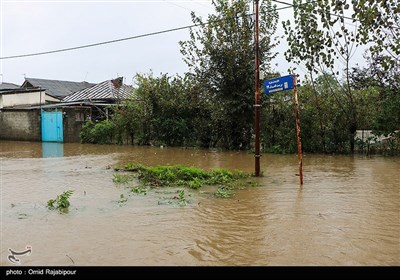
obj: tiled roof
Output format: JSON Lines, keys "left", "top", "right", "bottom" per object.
{"left": 22, "top": 78, "right": 95, "bottom": 99}
{"left": 0, "top": 82, "right": 19, "bottom": 90}
{"left": 63, "top": 77, "right": 132, "bottom": 103}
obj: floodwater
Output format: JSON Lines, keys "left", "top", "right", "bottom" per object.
{"left": 0, "top": 141, "right": 399, "bottom": 266}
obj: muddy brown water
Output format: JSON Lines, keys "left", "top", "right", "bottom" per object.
{"left": 1, "top": 141, "right": 399, "bottom": 266}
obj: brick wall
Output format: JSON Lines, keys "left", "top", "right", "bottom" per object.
{"left": 0, "top": 109, "right": 41, "bottom": 141}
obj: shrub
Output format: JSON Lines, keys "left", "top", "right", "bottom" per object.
{"left": 80, "top": 120, "right": 116, "bottom": 144}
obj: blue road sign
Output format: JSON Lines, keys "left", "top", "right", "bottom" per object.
{"left": 264, "top": 74, "right": 294, "bottom": 95}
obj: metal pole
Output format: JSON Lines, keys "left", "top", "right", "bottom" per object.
{"left": 254, "top": 0, "right": 261, "bottom": 177}
{"left": 293, "top": 74, "right": 303, "bottom": 186}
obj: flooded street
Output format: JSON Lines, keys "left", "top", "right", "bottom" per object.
{"left": 1, "top": 141, "right": 399, "bottom": 266}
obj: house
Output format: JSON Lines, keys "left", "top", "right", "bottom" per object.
{"left": 0, "top": 88, "right": 56, "bottom": 109}
{"left": 62, "top": 77, "right": 133, "bottom": 121}
{"left": 0, "top": 77, "right": 133, "bottom": 143}
{"left": 63, "top": 77, "right": 132, "bottom": 103}
{"left": 0, "top": 82, "right": 19, "bottom": 90}
{"left": 0, "top": 77, "right": 94, "bottom": 142}
{"left": 0, "top": 78, "right": 95, "bottom": 109}
{"left": 21, "top": 77, "right": 95, "bottom": 101}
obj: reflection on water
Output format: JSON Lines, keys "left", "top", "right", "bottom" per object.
{"left": 0, "top": 140, "right": 399, "bottom": 266}
{"left": 42, "top": 142, "right": 64, "bottom": 158}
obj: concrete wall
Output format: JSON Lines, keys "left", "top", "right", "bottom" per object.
{"left": 355, "top": 130, "right": 392, "bottom": 143}
{"left": 0, "top": 90, "right": 59, "bottom": 108}
{"left": 0, "top": 107, "right": 91, "bottom": 143}
{"left": 63, "top": 107, "right": 91, "bottom": 143}
{"left": 0, "top": 109, "right": 41, "bottom": 141}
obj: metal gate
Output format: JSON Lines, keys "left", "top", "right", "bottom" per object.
{"left": 41, "top": 110, "right": 63, "bottom": 142}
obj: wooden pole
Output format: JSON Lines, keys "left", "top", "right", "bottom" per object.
{"left": 254, "top": 0, "right": 261, "bottom": 177}
{"left": 293, "top": 74, "right": 303, "bottom": 186}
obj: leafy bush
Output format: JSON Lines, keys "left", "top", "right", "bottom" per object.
{"left": 116, "top": 163, "right": 251, "bottom": 189}
{"left": 47, "top": 190, "right": 74, "bottom": 213}
{"left": 80, "top": 120, "right": 116, "bottom": 144}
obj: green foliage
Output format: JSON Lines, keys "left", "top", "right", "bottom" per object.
{"left": 261, "top": 89, "right": 297, "bottom": 154}
{"left": 75, "top": 1, "right": 398, "bottom": 156}
{"left": 112, "top": 73, "right": 197, "bottom": 147}
{"left": 117, "top": 163, "right": 252, "bottom": 189}
{"left": 139, "top": 165, "right": 207, "bottom": 187}
{"left": 352, "top": 0, "right": 399, "bottom": 70}
{"left": 260, "top": 73, "right": 398, "bottom": 155}
{"left": 176, "top": 189, "right": 188, "bottom": 206}
{"left": 283, "top": 0, "right": 399, "bottom": 73}
{"left": 179, "top": 0, "right": 278, "bottom": 149}
{"left": 80, "top": 120, "right": 95, "bottom": 143}
{"left": 80, "top": 120, "right": 116, "bottom": 144}
{"left": 47, "top": 190, "right": 74, "bottom": 212}
{"left": 112, "top": 174, "right": 133, "bottom": 184}
{"left": 118, "top": 194, "right": 128, "bottom": 206}
{"left": 131, "top": 186, "right": 147, "bottom": 195}
{"left": 282, "top": 0, "right": 399, "bottom": 154}
{"left": 208, "top": 168, "right": 246, "bottom": 184}
{"left": 214, "top": 186, "right": 234, "bottom": 198}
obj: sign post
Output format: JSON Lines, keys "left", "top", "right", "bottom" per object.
{"left": 292, "top": 74, "right": 303, "bottom": 186}
{"left": 264, "top": 75, "right": 294, "bottom": 95}
{"left": 263, "top": 74, "right": 304, "bottom": 187}
{"left": 254, "top": 0, "right": 261, "bottom": 177}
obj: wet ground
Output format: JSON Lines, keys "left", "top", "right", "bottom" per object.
{"left": 1, "top": 141, "right": 399, "bottom": 265}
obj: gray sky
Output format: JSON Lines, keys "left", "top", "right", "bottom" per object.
{"left": 1, "top": 0, "right": 215, "bottom": 85}
{"left": 0, "top": 0, "right": 364, "bottom": 86}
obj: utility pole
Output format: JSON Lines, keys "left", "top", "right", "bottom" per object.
{"left": 254, "top": 0, "right": 261, "bottom": 177}
{"left": 293, "top": 74, "right": 303, "bottom": 186}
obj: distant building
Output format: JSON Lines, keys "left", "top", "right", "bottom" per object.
{"left": 21, "top": 77, "right": 95, "bottom": 101}
{"left": 0, "top": 88, "right": 57, "bottom": 109}
{"left": 355, "top": 130, "right": 392, "bottom": 143}
{"left": 0, "top": 77, "right": 133, "bottom": 143}
{"left": 0, "top": 82, "right": 19, "bottom": 90}
{"left": 62, "top": 77, "right": 133, "bottom": 121}
{"left": 63, "top": 77, "right": 132, "bottom": 104}
{"left": 0, "top": 78, "right": 95, "bottom": 109}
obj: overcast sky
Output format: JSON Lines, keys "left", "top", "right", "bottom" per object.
{"left": 1, "top": 0, "right": 362, "bottom": 86}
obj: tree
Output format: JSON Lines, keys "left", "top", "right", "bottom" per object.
{"left": 113, "top": 73, "right": 198, "bottom": 146}
{"left": 351, "top": 54, "right": 400, "bottom": 136}
{"left": 282, "top": 0, "right": 399, "bottom": 153}
{"left": 180, "top": 0, "right": 278, "bottom": 149}
{"left": 353, "top": 0, "right": 399, "bottom": 70}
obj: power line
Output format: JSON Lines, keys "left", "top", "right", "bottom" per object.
{"left": 0, "top": 1, "right": 381, "bottom": 60}
{"left": 162, "top": 0, "right": 208, "bottom": 16}
{"left": 0, "top": 3, "right": 292, "bottom": 60}
{"left": 0, "top": 25, "right": 196, "bottom": 60}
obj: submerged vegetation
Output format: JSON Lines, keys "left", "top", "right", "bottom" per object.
{"left": 47, "top": 190, "right": 74, "bottom": 213}
{"left": 131, "top": 186, "right": 147, "bottom": 195}
{"left": 113, "top": 163, "right": 256, "bottom": 204}
{"left": 112, "top": 173, "right": 133, "bottom": 184}
{"left": 214, "top": 186, "right": 234, "bottom": 198}
{"left": 118, "top": 194, "right": 128, "bottom": 206}
{"left": 115, "top": 163, "right": 251, "bottom": 189}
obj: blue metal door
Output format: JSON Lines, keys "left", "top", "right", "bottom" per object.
{"left": 41, "top": 110, "right": 63, "bottom": 142}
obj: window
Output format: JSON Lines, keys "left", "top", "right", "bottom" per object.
{"left": 75, "top": 112, "right": 85, "bottom": 122}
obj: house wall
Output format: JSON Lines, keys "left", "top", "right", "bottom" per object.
{"left": 63, "top": 107, "right": 91, "bottom": 143}
{"left": 0, "top": 109, "right": 41, "bottom": 141}
{"left": 0, "top": 107, "right": 90, "bottom": 143}
{"left": 0, "top": 90, "right": 48, "bottom": 108}
{"left": 355, "top": 130, "right": 391, "bottom": 143}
